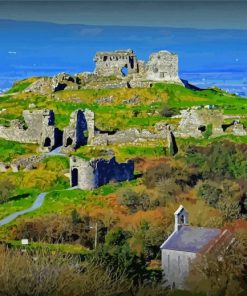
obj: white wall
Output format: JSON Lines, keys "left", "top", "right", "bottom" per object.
{"left": 161, "top": 249, "right": 196, "bottom": 289}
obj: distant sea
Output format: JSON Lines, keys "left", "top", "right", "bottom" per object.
{"left": 1, "top": 20, "right": 247, "bottom": 97}
{"left": 1, "top": 71, "right": 246, "bottom": 98}
{"left": 181, "top": 72, "right": 247, "bottom": 97}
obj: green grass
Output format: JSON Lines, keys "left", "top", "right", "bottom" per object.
{"left": 5, "top": 78, "right": 39, "bottom": 94}
{"left": 0, "top": 189, "right": 39, "bottom": 220}
{"left": 6, "top": 81, "right": 33, "bottom": 94}
{"left": 8, "top": 179, "right": 139, "bottom": 219}
{"left": 1, "top": 83, "right": 247, "bottom": 133}
{"left": 0, "top": 139, "right": 38, "bottom": 162}
{"left": 153, "top": 83, "right": 247, "bottom": 115}
{"left": 74, "top": 143, "right": 167, "bottom": 162}
{"left": 117, "top": 145, "right": 167, "bottom": 159}
{"left": 176, "top": 134, "right": 247, "bottom": 149}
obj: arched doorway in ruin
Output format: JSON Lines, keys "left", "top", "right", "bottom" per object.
{"left": 71, "top": 168, "right": 78, "bottom": 187}
{"left": 44, "top": 137, "right": 51, "bottom": 147}
{"left": 66, "top": 137, "right": 73, "bottom": 146}
{"left": 121, "top": 65, "right": 128, "bottom": 76}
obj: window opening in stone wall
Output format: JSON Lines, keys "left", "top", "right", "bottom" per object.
{"left": 44, "top": 137, "right": 51, "bottom": 147}
{"left": 66, "top": 137, "right": 73, "bottom": 146}
{"left": 71, "top": 168, "right": 78, "bottom": 187}
{"left": 121, "top": 65, "right": 128, "bottom": 76}
{"left": 178, "top": 255, "right": 181, "bottom": 273}
{"left": 129, "top": 56, "right": 134, "bottom": 69}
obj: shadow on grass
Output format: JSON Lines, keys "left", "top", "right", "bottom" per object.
{"left": 8, "top": 193, "right": 30, "bottom": 202}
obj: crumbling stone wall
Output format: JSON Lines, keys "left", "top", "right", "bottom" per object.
{"left": 70, "top": 156, "right": 134, "bottom": 190}
{"left": 63, "top": 110, "right": 88, "bottom": 149}
{"left": 0, "top": 110, "right": 61, "bottom": 151}
{"left": 175, "top": 108, "right": 224, "bottom": 138}
{"left": 93, "top": 126, "right": 169, "bottom": 146}
{"left": 94, "top": 49, "right": 182, "bottom": 84}
{"left": 63, "top": 109, "right": 95, "bottom": 150}
{"left": 0, "top": 108, "right": 95, "bottom": 152}
{"left": 84, "top": 109, "right": 95, "bottom": 144}
{"left": 94, "top": 49, "right": 139, "bottom": 77}
{"left": 0, "top": 155, "right": 45, "bottom": 172}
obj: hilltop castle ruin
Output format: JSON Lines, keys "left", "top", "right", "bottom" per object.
{"left": 94, "top": 49, "right": 181, "bottom": 83}
{"left": 25, "top": 49, "right": 182, "bottom": 94}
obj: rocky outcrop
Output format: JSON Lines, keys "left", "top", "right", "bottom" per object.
{"left": 12, "top": 155, "right": 45, "bottom": 172}
{"left": 0, "top": 155, "right": 45, "bottom": 173}
{"left": 175, "top": 108, "right": 224, "bottom": 138}
{"left": 24, "top": 78, "right": 52, "bottom": 95}
{"left": 52, "top": 72, "right": 80, "bottom": 92}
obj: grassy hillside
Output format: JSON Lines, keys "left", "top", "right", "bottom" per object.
{"left": 1, "top": 82, "right": 247, "bottom": 132}
{"left": 0, "top": 81, "right": 246, "bottom": 295}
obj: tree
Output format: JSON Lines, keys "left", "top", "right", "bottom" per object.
{"left": 0, "top": 248, "right": 133, "bottom": 296}
{"left": 198, "top": 181, "right": 222, "bottom": 207}
{"left": 105, "top": 228, "right": 131, "bottom": 247}
{"left": 71, "top": 208, "right": 80, "bottom": 225}
{"left": 0, "top": 178, "right": 14, "bottom": 204}
{"left": 117, "top": 189, "right": 141, "bottom": 213}
{"left": 186, "top": 233, "right": 247, "bottom": 296}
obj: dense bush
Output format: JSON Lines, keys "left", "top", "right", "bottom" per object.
{"left": 186, "top": 141, "right": 247, "bottom": 180}
{"left": 0, "top": 178, "right": 15, "bottom": 204}
{"left": 117, "top": 189, "right": 151, "bottom": 212}
{"left": 0, "top": 248, "right": 142, "bottom": 296}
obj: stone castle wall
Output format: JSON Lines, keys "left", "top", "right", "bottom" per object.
{"left": 94, "top": 49, "right": 139, "bottom": 77}
{"left": 93, "top": 49, "right": 182, "bottom": 85}
{"left": 70, "top": 156, "right": 134, "bottom": 190}
{"left": 93, "top": 126, "right": 169, "bottom": 146}
{"left": 0, "top": 110, "right": 55, "bottom": 145}
{"left": 0, "top": 109, "right": 95, "bottom": 152}
{"left": 146, "top": 51, "right": 180, "bottom": 83}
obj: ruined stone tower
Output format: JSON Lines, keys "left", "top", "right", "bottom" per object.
{"left": 70, "top": 156, "right": 134, "bottom": 190}
{"left": 63, "top": 109, "right": 95, "bottom": 149}
{"left": 146, "top": 51, "right": 180, "bottom": 83}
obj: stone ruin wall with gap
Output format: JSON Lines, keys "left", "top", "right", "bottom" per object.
{"left": 0, "top": 108, "right": 95, "bottom": 153}
{"left": 94, "top": 49, "right": 139, "bottom": 77}
{"left": 0, "top": 110, "right": 54, "bottom": 144}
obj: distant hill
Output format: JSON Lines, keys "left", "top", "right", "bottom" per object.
{"left": 1, "top": 20, "right": 247, "bottom": 95}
